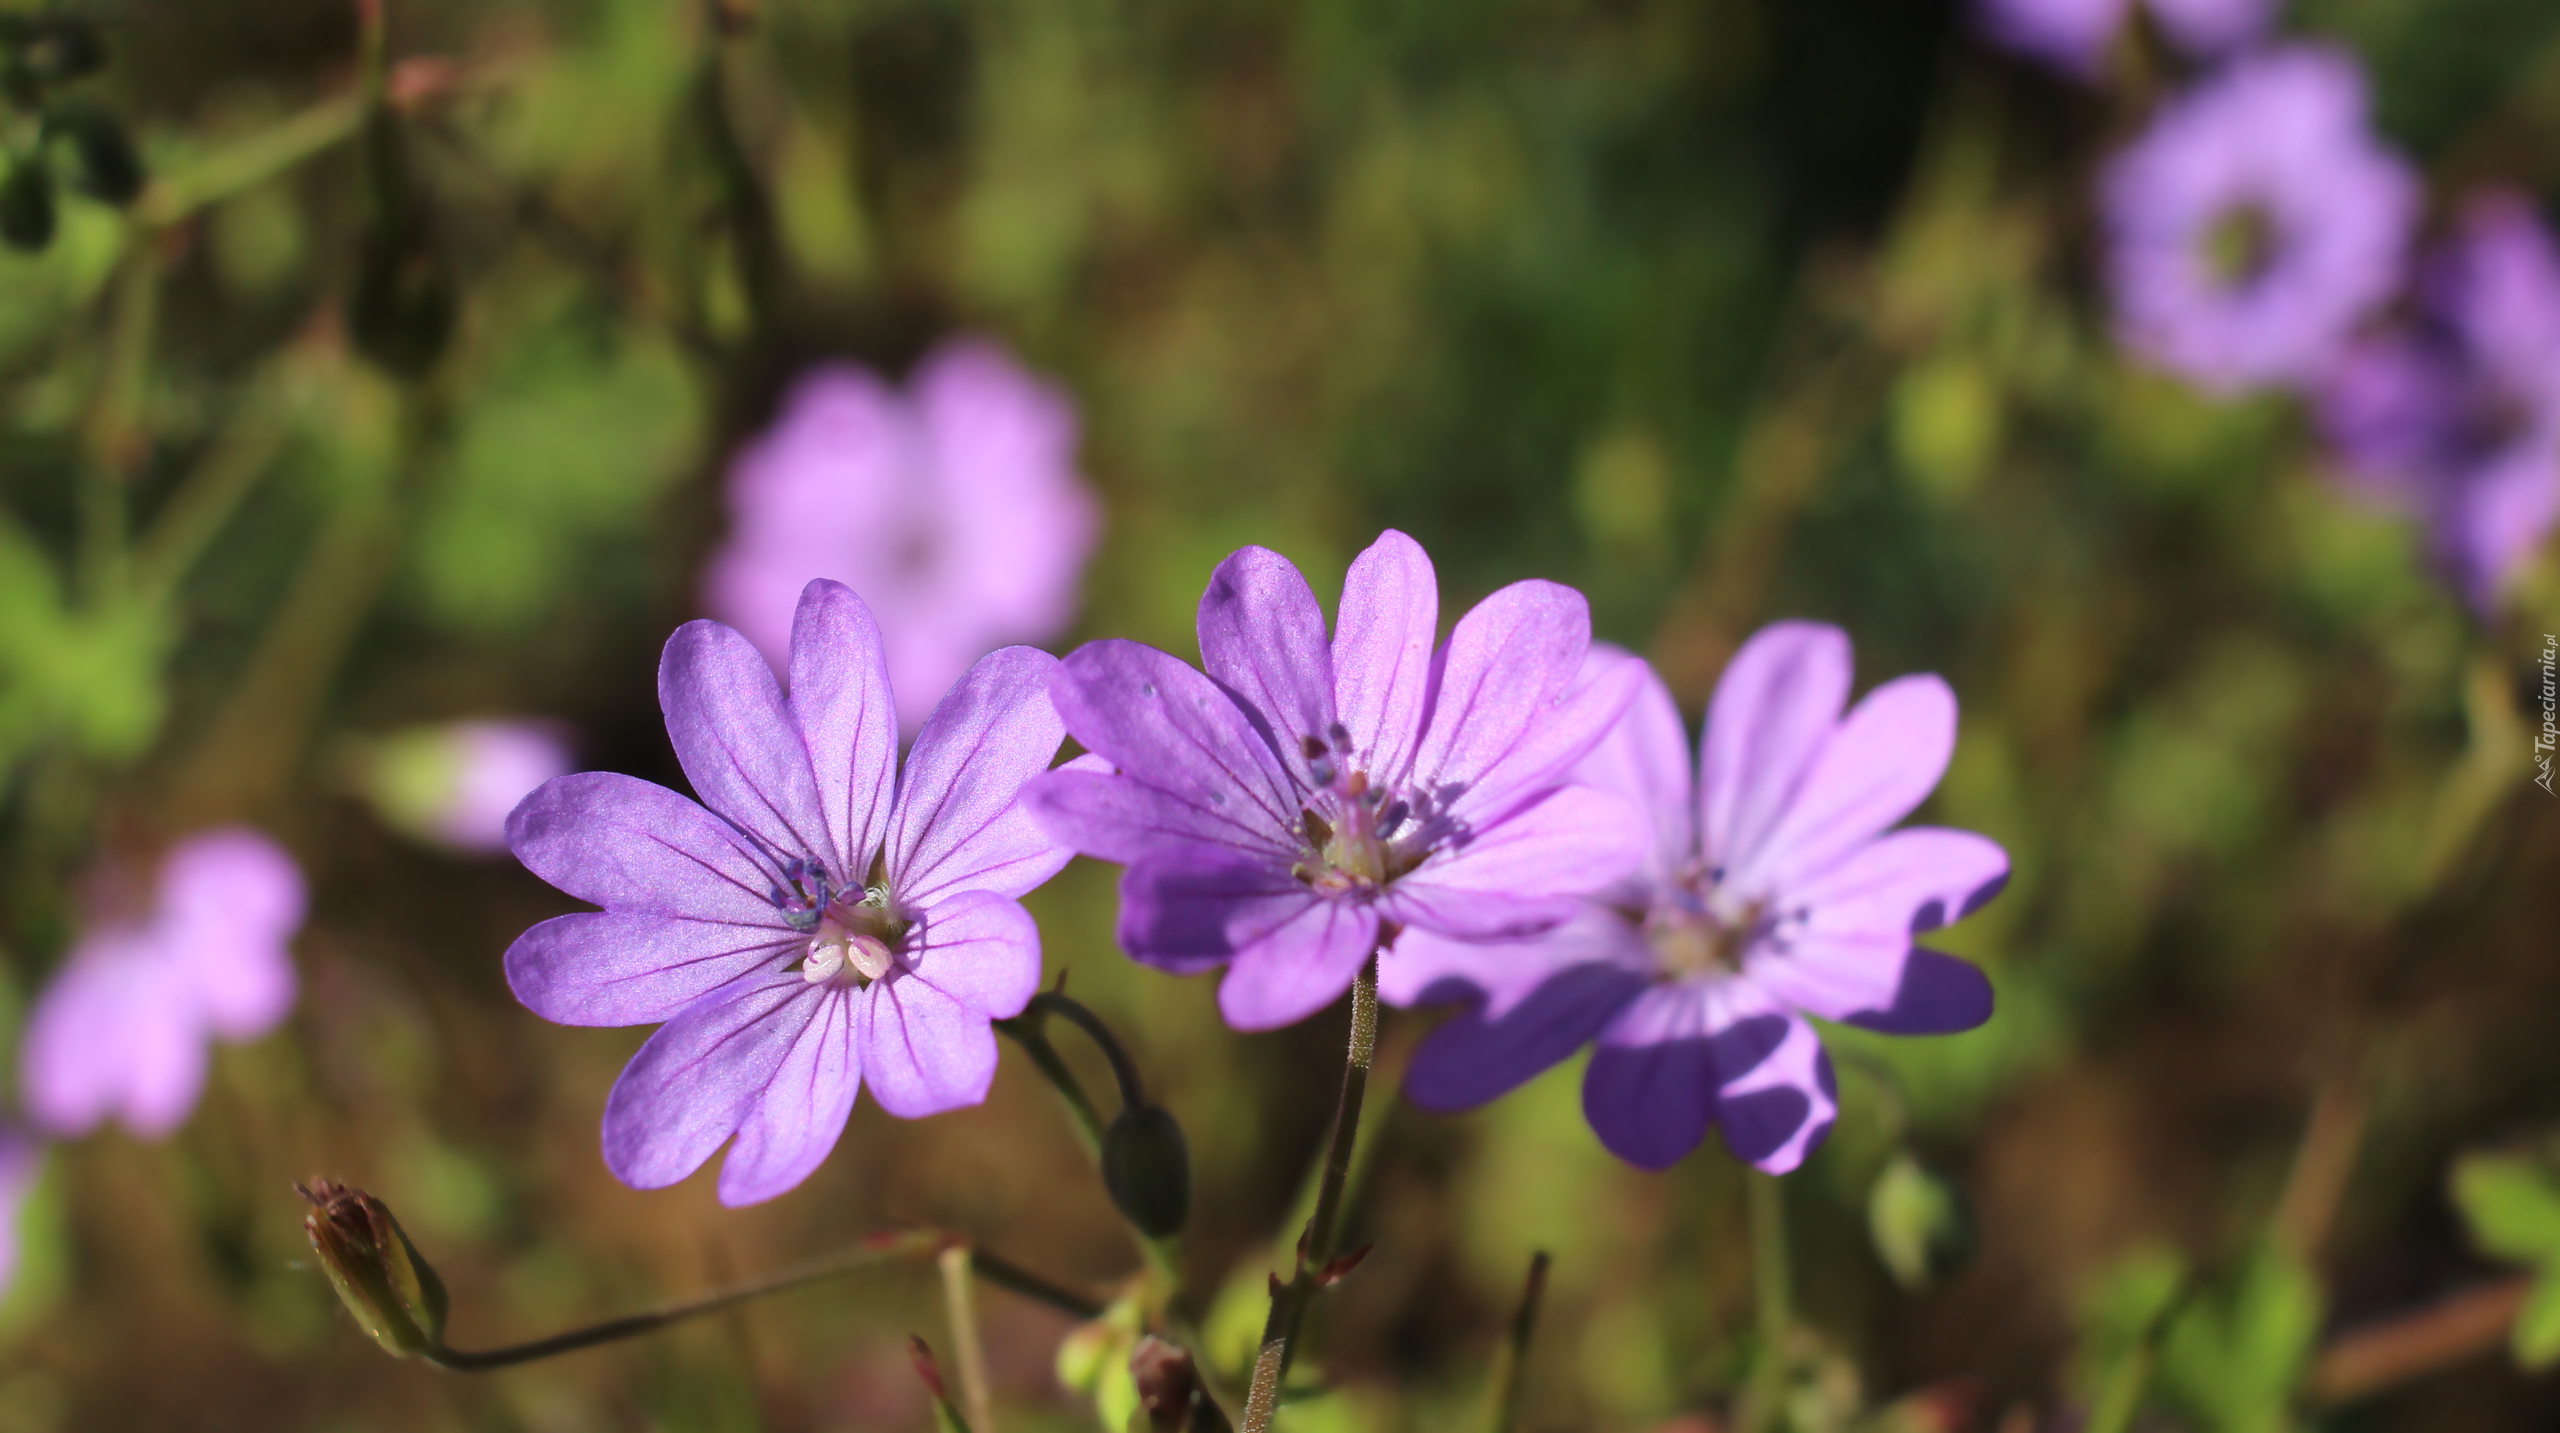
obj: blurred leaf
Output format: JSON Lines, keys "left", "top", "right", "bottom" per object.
{"left": 2154, "top": 1247, "right": 2319, "bottom": 1433}
{"left": 407, "top": 320, "right": 700, "bottom": 636}
{"left": 2514, "top": 1272, "right": 2560, "bottom": 1370}
{"left": 0, "top": 523, "right": 168, "bottom": 773}
{"left": 1867, "top": 1153, "right": 1974, "bottom": 1290}
{"left": 1890, "top": 353, "right": 2000, "bottom": 504}
{"left": 2451, "top": 1153, "right": 2560, "bottom": 1262}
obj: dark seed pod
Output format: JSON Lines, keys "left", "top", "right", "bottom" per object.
{"left": 0, "top": 158, "right": 56, "bottom": 252}
{"left": 46, "top": 104, "right": 144, "bottom": 206}
{"left": 1101, "top": 1103, "right": 1191, "bottom": 1239}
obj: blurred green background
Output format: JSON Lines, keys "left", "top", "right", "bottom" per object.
{"left": 3, "top": 0, "right": 2559, "bottom": 1429}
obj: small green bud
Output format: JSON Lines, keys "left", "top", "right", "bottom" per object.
{"left": 45, "top": 103, "right": 144, "bottom": 207}
{"left": 1868, "top": 1153, "right": 1976, "bottom": 1290}
{"left": 1102, "top": 1103, "right": 1191, "bottom": 1239}
{"left": 298, "top": 1179, "right": 450, "bottom": 1359}
{"left": 0, "top": 159, "right": 56, "bottom": 253}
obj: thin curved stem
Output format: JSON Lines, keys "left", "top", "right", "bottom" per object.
{"left": 1736, "top": 1173, "right": 1792, "bottom": 1433}
{"left": 423, "top": 1237, "right": 1099, "bottom": 1373}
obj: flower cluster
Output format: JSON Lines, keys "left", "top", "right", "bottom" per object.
{"left": 511, "top": 535, "right": 2005, "bottom": 1197}
{"left": 1969, "top": 2, "right": 2559, "bottom": 611}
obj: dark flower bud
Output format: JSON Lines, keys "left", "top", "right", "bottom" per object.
{"left": 45, "top": 103, "right": 144, "bottom": 207}
{"left": 297, "top": 1179, "right": 449, "bottom": 1358}
{"left": 1131, "top": 1335, "right": 1228, "bottom": 1432}
{"left": 3, "top": 16, "right": 107, "bottom": 86}
{"left": 1867, "top": 1153, "right": 1976, "bottom": 1290}
{"left": 349, "top": 110, "right": 455, "bottom": 379}
{"left": 0, "top": 158, "right": 54, "bottom": 252}
{"left": 1101, "top": 1103, "right": 1191, "bottom": 1239}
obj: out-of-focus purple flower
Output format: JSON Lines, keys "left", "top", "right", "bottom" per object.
{"left": 361, "top": 720, "right": 574, "bottom": 853}
{"left": 20, "top": 829, "right": 305, "bottom": 1139}
{"left": 2319, "top": 193, "right": 2560, "bottom": 611}
{"left": 1381, "top": 627, "right": 2007, "bottom": 1175}
{"left": 1974, "top": 0, "right": 2275, "bottom": 78}
{"left": 2101, "top": 46, "right": 2416, "bottom": 394}
{"left": 0, "top": 1127, "right": 37, "bottom": 1299}
{"left": 704, "top": 338, "right": 1103, "bottom": 735}
{"left": 504, "top": 580, "right": 1070, "bottom": 1207}
{"left": 1024, "top": 530, "right": 1648, "bottom": 1032}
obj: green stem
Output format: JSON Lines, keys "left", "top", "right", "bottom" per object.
{"left": 994, "top": 991, "right": 1181, "bottom": 1288}
{"left": 76, "top": 249, "right": 158, "bottom": 607}
{"left": 1487, "top": 1250, "right": 1552, "bottom": 1433}
{"left": 130, "top": 398, "right": 287, "bottom": 604}
{"left": 1241, "top": 956, "right": 1380, "bottom": 1433}
{"left": 1738, "top": 1173, "right": 1792, "bottom": 1433}
{"left": 424, "top": 1239, "right": 1100, "bottom": 1373}
{"left": 939, "top": 1245, "right": 997, "bottom": 1433}
{"left": 135, "top": 96, "right": 366, "bottom": 229}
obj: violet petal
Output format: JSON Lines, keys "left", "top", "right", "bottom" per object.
{"left": 1699, "top": 621, "right": 1851, "bottom": 880}
{"left": 504, "top": 911, "right": 798, "bottom": 1028}
{"left": 1404, "top": 961, "right": 1647, "bottom": 1112}
{"left": 508, "top": 771, "right": 782, "bottom": 923}
{"left": 786, "top": 580, "right": 899, "bottom": 883}
{"left": 1197, "top": 544, "right": 1338, "bottom": 766}
{"left": 659, "top": 618, "right": 832, "bottom": 870}
{"left": 600, "top": 972, "right": 819, "bottom": 1191}
{"left": 1330, "top": 530, "right": 1438, "bottom": 783}
{"left": 715, "top": 987, "right": 862, "bottom": 1206}
{"left": 857, "top": 969, "right": 1000, "bottom": 1119}
{"left": 888, "top": 645, "right": 1070, "bottom": 905}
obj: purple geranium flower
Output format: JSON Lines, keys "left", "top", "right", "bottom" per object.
{"left": 20, "top": 829, "right": 304, "bottom": 1139}
{"left": 1975, "top": 0, "right": 2275, "bottom": 79}
{"left": 504, "top": 580, "right": 1070, "bottom": 1206}
{"left": 2101, "top": 45, "right": 2416, "bottom": 394}
{"left": 704, "top": 337, "right": 1103, "bottom": 734}
{"left": 1024, "top": 530, "right": 1649, "bottom": 1032}
{"left": 2319, "top": 192, "right": 2560, "bottom": 611}
{"left": 1381, "top": 626, "right": 2007, "bottom": 1175}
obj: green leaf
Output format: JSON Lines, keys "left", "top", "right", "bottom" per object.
{"left": 2154, "top": 1246, "right": 2319, "bottom": 1433}
{"left": 2451, "top": 1154, "right": 2560, "bottom": 1262}
{"left": 2512, "top": 1271, "right": 2560, "bottom": 1369}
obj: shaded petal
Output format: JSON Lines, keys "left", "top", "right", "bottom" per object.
{"left": 1329, "top": 530, "right": 1437, "bottom": 782}
{"left": 787, "top": 580, "right": 899, "bottom": 883}
{"left": 660, "top": 618, "right": 831, "bottom": 870}
{"left": 1582, "top": 983, "right": 1721, "bottom": 1171}
{"left": 1788, "top": 827, "right": 2010, "bottom": 937}
{"left": 1216, "top": 897, "right": 1381, "bottom": 1031}
{"left": 1037, "top": 640, "right": 1303, "bottom": 862}
{"left": 1198, "top": 545, "right": 1338, "bottom": 769}
{"left": 1386, "top": 783, "right": 1648, "bottom": 937}
{"left": 600, "top": 973, "right": 816, "bottom": 1190}
{"left": 717, "top": 988, "right": 861, "bottom": 1206}
{"left": 1379, "top": 905, "right": 1649, "bottom": 1015}
{"left": 155, "top": 828, "right": 304, "bottom": 1039}
{"left": 1403, "top": 961, "right": 1646, "bottom": 1112}
{"left": 1114, "top": 851, "right": 1311, "bottom": 975}
{"left": 1699, "top": 621, "right": 1851, "bottom": 878}
{"left": 858, "top": 970, "right": 1000, "bottom": 1118}
{"left": 505, "top": 911, "right": 797, "bottom": 1028}
{"left": 1716, "top": 1014, "right": 1838, "bottom": 1174}
{"left": 888, "top": 646, "right": 1070, "bottom": 904}
{"left": 508, "top": 773, "right": 781, "bottom": 923}
{"left": 1409, "top": 580, "right": 1591, "bottom": 804}
{"left": 1743, "top": 674, "right": 1957, "bottom": 890}
{"left": 1571, "top": 651, "right": 1696, "bottom": 883}
{"left": 900, "top": 889, "right": 1042, "bottom": 1019}
{"left": 1841, "top": 949, "right": 1995, "bottom": 1036}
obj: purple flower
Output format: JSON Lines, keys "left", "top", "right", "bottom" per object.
{"left": 2319, "top": 192, "right": 2560, "bottom": 611}
{"left": 1974, "top": 0, "right": 2275, "bottom": 78}
{"left": 1380, "top": 627, "right": 2007, "bottom": 1175}
{"left": 0, "top": 1127, "right": 37, "bottom": 1299}
{"left": 20, "top": 829, "right": 304, "bottom": 1139}
{"left": 704, "top": 337, "right": 1103, "bottom": 734}
{"left": 504, "top": 580, "right": 1071, "bottom": 1206}
{"left": 363, "top": 720, "right": 574, "bottom": 853}
{"left": 2101, "top": 46, "right": 2417, "bottom": 394}
{"left": 1023, "top": 531, "right": 1649, "bottom": 1032}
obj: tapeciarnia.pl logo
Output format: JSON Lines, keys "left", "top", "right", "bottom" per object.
{"left": 2538, "top": 633, "right": 2557, "bottom": 797}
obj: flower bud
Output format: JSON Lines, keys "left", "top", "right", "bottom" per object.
{"left": 2, "top": 17, "right": 107, "bottom": 85}
{"left": 1867, "top": 1153, "right": 1975, "bottom": 1290}
{"left": 297, "top": 1179, "right": 449, "bottom": 1358}
{"left": 45, "top": 103, "right": 144, "bottom": 207}
{"left": 1102, "top": 1103, "right": 1191, "bottom": 1239}
{"left": 0, "top": 158, "right": 55, "bottom": 253}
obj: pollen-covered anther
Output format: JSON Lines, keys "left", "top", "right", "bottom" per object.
{"left": 804, "top": 900, "right": 904, "bottom": 987}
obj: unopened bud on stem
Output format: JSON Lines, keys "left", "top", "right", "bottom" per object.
{"left": 1102, "top": 1103, "right": 1191, "bottom": 1239}
{"left": 297, "top": 1179, "right": 449, "bottom": 1359}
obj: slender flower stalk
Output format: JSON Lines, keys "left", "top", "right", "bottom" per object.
{"left": 1737, "top": 1173, "right": 1794, "bottom": 1433}
{"left": 1242, "top": 956, "right": 1380, "bottom": 1433}
{"left": 939, "top": 1244, "right": 998, "bottom": 1433}
{"left": 1487, "top": 1250, "right": 1552, "bottom": 1433}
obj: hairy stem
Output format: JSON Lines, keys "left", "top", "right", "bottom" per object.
{"left": 1241, "top": 956, "right": 1380, "bottom": 1433}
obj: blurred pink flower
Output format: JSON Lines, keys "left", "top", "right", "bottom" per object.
{"left": 19, "top": 829, "right": 305, "bottom": 1139}
{"left": 704, "top": 338, "right": 1103, "bottom": 734}
{"left": 359, "top": 720, "right": 574, "bottom": 853}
